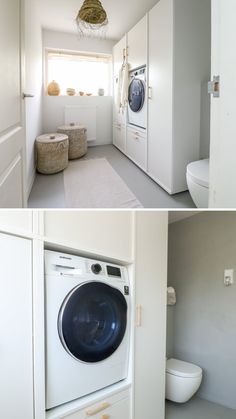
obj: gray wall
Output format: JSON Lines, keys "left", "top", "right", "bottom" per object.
{"left": 168, "top": 212, "right": 236, "bottom": 410}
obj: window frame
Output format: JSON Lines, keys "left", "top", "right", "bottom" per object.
{"left": 44, "top": 48, "right": 112, "bottom": 97}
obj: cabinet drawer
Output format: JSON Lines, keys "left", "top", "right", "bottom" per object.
{"left": 126, "top": 128, "right": 147, "bottom": 171}
{"left": 64, "top": 390, "right": 130, "bottom": 419}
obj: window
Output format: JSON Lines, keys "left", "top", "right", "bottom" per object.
{"left": 46, "top": 49, "right": 112, "bottom": 96}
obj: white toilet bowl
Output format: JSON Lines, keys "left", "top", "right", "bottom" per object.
{"left": 166, "top": 358, "right": 202, "bottom": 403}
{"left": 186, "top": 159, "right": 209, "bottom": 208}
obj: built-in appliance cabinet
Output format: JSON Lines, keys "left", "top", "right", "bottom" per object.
{"left": 0, "top": 233, "right": 34, "bottom": 419}
{"left": 127, "top": 15, "right": 147, "bottom": 71}
{"left": 63, "top": 389, "right": 131, "bottom": 419}
{"left": 126, "top": 126, "right": 147, "bottom": 172}
{"left": 113, "top": 123, "right": 126, "bottom": 154}
{"left": 148, "top": 0, "right": 211, "bottom": 194}
{"left": 134, "top": 212, "right": 168, "bottom": 419}
{"left": 113, "top": 0, "right": 210, "bottom": 195}
{"left": 43, "top": 211, "right": 134, "bottom": 263}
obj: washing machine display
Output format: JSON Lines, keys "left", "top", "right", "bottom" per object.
{"left": 128, "top": 66, "right": 147, "bottom": 129}
{"left": 45, "top": 250, "right": 130, "bottom": 410}
{"left": 58, "top": 281, "right": 127, "bottom": 363}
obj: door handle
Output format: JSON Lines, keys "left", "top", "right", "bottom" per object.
{"left": 22, "top": 93, "right": 35, "bottom": 99}
{"left": 86, "top": 402, "right": 110, "bottom": 416}
{"left": 136, "top": 304, "right": 142, "bottom": 327}
{"left": 148, "top": 86, "right": 152, "bottom": 99}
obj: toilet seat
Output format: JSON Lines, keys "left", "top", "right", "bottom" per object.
{"left": 166, "top": 358, "right": 202, "bottom": 378}
{"left": 187, "top": 159, "right": 209, "bottom": 188}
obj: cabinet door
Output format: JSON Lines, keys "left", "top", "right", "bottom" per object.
{"left": 0, "top": 233, "right": 34, "bottom": 419}
{"left": 113, "top": 35, "right": 127, "bottom": 77}
{"left": 148, "top": 0, "right": 173, "bottom": 193}
{"left": 134, "top": 212, "right": 168, "bottom": 419}
{"left": 113, "top": 124, "right": 126, "bottom": 153}
{"left": 127, "top": 15, "right": 147, "bottom": 71}
{"left": 44, "top": 211, "right": 133, "bottom": 262}
{"left": 0, "top": 210, "right": 33, "bottom": 234}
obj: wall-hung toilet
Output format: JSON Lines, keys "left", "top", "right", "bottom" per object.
{"left": 186, "top": 159, "right": 209, "bottom": 208}
{"left": 166, "top": 358, "right": 203, "bottom": 403}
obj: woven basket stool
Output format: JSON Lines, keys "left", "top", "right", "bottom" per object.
{"left": 57, "top": 123, "right": 88, "bottom": 160}
{"left": 36, "top": 133, "right": 69, "bottom": 175}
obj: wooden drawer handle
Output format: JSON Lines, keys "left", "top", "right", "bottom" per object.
{"left": 86, "top": 402, "right": 110, "bottom": 416}
{"left": 136, "top": 304, "right": 142, "bottom": 327}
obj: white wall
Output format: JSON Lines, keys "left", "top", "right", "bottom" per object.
{"left": 42, "top": 96, "right": 113, "bottom": 146}
{"left": 43, "top": 29, "right": 115, "bottom": 55}
{"left": 42, "top": 30, "right": 115, "bottom": 146}
{"left": 24, "top": 0, "right": 43, "bottom": 196}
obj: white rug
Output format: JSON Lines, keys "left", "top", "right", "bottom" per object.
{"left": 64, "top": 158, "right": 142, "bottom": 208}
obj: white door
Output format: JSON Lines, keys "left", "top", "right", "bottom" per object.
{"left": 0, "top": 0, "right": 26, "bottom": 208}
{"left": 209, "top": 0, "right": 236, "bottom": 207}
{"left": 0, "top": 233, "right": 34, "bottom": 419}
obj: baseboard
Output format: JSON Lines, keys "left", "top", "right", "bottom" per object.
{"left": 27, "top": 166, "right": 36, "bottom": 199}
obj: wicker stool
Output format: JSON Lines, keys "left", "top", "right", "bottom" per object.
{"left": 57, "top": 123, "right": 88, "bottom": 160}
{"left": 36, "top": 133, "right": 69, "bottom": 175}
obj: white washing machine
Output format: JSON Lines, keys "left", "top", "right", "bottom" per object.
{"left": 128, "top": 66, "right": 147, "bottom": 129}
{"left": 45, "top": 250, "right": 131, "bottom": 410}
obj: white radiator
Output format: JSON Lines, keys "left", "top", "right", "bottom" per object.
{"left": 65, "top": 106, "right": 97, "bottom": 143}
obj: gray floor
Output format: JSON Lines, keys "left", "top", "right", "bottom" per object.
{"left": 28, "top": 145, "right": 195, "bottom": 208}
{"left": 166, "top": 397, "right": 236, "bottom": 419}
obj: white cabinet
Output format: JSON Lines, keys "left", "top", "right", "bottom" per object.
{"left": 44, "top": 211, "right": 133, "bottom": 262}
{"left": 64, "top": 389, "right": 130, "bottom": 419}
{"left": 0, "top": 233, "right": 34, "bottom": 419}
{"left": 126, "top": 127, "right": 147, "bottom": 171}
{"left": 113, "top": 35, "right": 127, "bottom": 77}
{"left": 113, "top": 123, "right": 126, "bottom": 153}
{"left": 134, "top": 212, "right": 168, "bottom": 419}
{"left": 0, "top": 210, "right": 33, "bottom": 235}
{"left": 148, "top": 0, "right": 211, "bottom": 194}
{"left": 127, "top": 15, "right": 147, "bottom": 71}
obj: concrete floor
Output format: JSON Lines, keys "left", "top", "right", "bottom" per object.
{"left": 166, "top": 397, "right": 236, "bottom": 419}
{"left": 28, "top": 145, "right": 195, "bottom": 209}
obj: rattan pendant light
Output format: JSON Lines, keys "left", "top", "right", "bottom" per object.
{"left": 76, "top": 0, "right": 108, "bottom": 38}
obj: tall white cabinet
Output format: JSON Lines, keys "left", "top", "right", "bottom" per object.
{"left": 134, "top": 212, "right": 168, "bottom": 419}
{"left": 0, "top": 233, "right": 34, "bottom": 419}
{"left": 148, "top": 0, "right": 211, "bottom": 194}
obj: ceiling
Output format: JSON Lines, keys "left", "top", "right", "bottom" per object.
{"left": 168, "top": 211, "right": 200, "bottom": 224}
{"left": 37, "top": 0, "right": 159, "bottom": 40}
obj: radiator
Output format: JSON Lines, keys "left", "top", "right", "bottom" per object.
{"left": 65, "top": 106, "right": 97, "bottom": 143}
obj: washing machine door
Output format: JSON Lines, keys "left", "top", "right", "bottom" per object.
{"left": 58, "top": 281, "right": 128, "bottom": 363}
{"left": 128, "top": 78, "right": 145, "bottom": 112}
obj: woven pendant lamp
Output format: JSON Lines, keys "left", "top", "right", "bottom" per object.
{"left": 76, "top": 0, "right": 108, "bottom": 38}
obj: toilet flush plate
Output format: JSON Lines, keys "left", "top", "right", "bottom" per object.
{"left": 224, "top": 269, "right": 234, "bottom": 286}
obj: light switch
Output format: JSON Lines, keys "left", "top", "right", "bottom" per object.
{"left": 224, "top": 269, "right": 234, "bottom": 286}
